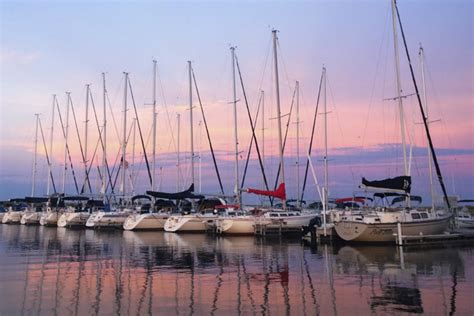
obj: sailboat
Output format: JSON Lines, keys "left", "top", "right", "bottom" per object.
{"left": 333, "top": 0, "right": 452, "bottom": 243}
{"left": 20, "top": 197, "right": 48, "bottom": 225}
{"left": 215, "top": 32, "right": 318, "bottom": 235}
{"left": 56, "top": 196, "right": 97, "bottom": 228}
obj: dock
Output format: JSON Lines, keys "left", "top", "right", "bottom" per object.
{"left": 395, "top": 228, "right": 474, "bottom": 247}
{"left": 254, "top": 220, "right": 303, "bottom": 236}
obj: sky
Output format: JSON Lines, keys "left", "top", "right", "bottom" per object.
{"left": 0, "top": 0, "right": 473, "bottom": 204}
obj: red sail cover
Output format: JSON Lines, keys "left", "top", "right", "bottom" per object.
{"left": 246, "top": 183, "right": 286, "bottom": 200}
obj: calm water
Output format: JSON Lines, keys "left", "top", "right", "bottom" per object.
{"left": 0, "top": 225, "right": 473, "bottom": 315}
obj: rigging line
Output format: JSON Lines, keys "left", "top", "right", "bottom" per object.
{"left": 235, "top": 55, "right": 271, "bottom": 199}
{"left": 276, "top": 36, "right": 297, "bottom": 99}
{"left": 82, "top": 128, "right": 103, "bottom": 192}
{"left": 128, "top": 77, "right": 153, "bottom": 186}
{"left": 191, "top": 68, "right": 225, "bottom": 195}
{"left": 271, "top": 83, "right": 296, "bottom": 199}
{"left": 360, "top": 2, "right": 391, "bottom": 150}
{"left": 156, "top": 63, "right": 178, "bottom": 154}
{"left": 326, "top": 73, "right": 356, "bottom": 184}
{"left": 110, "top": 118, "right": 136, "bottom": 197}
{"left": 240, "top": 90, "right": 262, "bottom": 189}
{"left": 301, "top": 70, "right": 324, "bottom": 203}
{"left": 69, "top": 95, "right": 93, "bottom": 193}
{"left": 106, "top": 91, "right": 121, "bottom": 143}
{"left": 56, "top": 99, "right": 80, "bottom": 194}
{"left": 395, "top": 2, "right": 451, "bottom": 209}
{"left": 256, "top": 34, "right": 273, "bottom": 94}
{"left": 89, "top": 90, "right": 115, "bottom": 197}
{"left": 425, "top": 58, "right": 457, "bottom": 165}
{"left": 38, "top": 117, "right": 57, "bottom": 194}
{"left": 131, "top": 122, "right": 153, "bottom": 190}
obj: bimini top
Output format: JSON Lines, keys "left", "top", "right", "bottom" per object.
{"left": 146, "top": 184, "right": 204, "bottom": 200}
{"left": 62, "top": 196, "right": 90, "bottom": 201}
{"left": 131, "top": 195, "right": 152, "bottom": 202}
{"left": 24, "top": 197, "right": 50, "bottom": 203}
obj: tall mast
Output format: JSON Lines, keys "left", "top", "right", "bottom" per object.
{"left": 391, "top": 0, "right": 408, "bottom": 177}
{"left": 131, "top": 118, "right": 137, "bottom": 195}
{"left": 198, "top": 120, "right": 202, "bottom": 193}
{"left": 177, "top": 113, "right": 181, "bottom": 191}
{"left": 122, "top": 72, "right": 129, "bottom": 197}
{"left": 272, "top": 29, "right": 286, "bottom": 208}
{"left": 188, "top": 61, "right": 195, "bottom": 186}
{"left": 47, "top": 95, "right": 56, "bottom": 195}
{"left": 231, "top": 46, "right": 240, "bottom": 206}
{"left": 322, "top": 68, "right": 329, "bottom": 213}
{"left": 296, "top": 81, "right": 301, "bottom": 208}
{"left": 101, "top": 73, "right": 107, "bottom": 202}
{"left": 152, "top": 60, "right": 157, "bottom": 190}
{"left": 32, "top": 114, "right": 40, "bottom": 196}
{"left": 62, "top": 92, "right": 71, "bottom": 193}
{"left": 261, "top": 90, "right": 265, "bottom": 176}
{"left": 419, "top": 44, "right": 435, "bottom": 210}
{"left": 84, "top": 84, "right": 90, "bottom": 194}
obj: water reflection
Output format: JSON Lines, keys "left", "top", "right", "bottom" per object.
{"left": 0, "top": 225, "right": 473, "bottom": 315}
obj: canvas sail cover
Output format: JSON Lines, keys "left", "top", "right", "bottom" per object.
{"left": 362, "top": 176, "right": 411, "bottom": 193}
{"left": 146, "top": 183, "right": 204, "bottom": 200}
{"left": 246, "top": 183, "right": 286, "bottom": 200}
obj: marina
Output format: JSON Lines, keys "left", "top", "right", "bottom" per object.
{"left": 1, "top": 0, "right": 473, "bottom": 314}
{"left": 0, "top": 224, "right": 473, "bottom": 315}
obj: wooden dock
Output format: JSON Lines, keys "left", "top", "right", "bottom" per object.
{"left": 395, "top": 228, "right": 474, "bottom": 247}
{"left": 254, "top": 220, "right": 303, "bottom": 236}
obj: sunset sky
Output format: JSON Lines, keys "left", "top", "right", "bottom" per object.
{"left": 1, "top": 0, "right": 472, "bottom": 203}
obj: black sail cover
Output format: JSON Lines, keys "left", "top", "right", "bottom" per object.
{"left": 146, "top": 184, "right": 204, "bottom": 200}
{"left": 362, "top": 176, "right": 411, "bottom": 193}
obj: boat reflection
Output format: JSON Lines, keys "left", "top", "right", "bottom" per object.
{"left": 0, "top": 225, "right": 472, "bottom": 315}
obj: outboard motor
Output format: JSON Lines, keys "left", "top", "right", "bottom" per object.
{"left": 301, "top": 216, "right": 322, "bottom": 235}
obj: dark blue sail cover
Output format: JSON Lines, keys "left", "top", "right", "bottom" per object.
{"left": 146, "top": 184, "right": 204, "bottom": 200}
{"left": 362, "top": 176, "right": 411, "bottom": 193}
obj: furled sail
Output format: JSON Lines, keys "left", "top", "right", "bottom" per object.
{"left": 246, "top": 183, "right": 286, "bottom": 200}
{"left": 362, "top": 176, "right": 411, "bottom": 193}
{"left": 146, "top": 183, "right": 204, "bottom": 200}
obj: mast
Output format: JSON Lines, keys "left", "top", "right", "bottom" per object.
{"left": 322, "top": 68, "right": 329, "bottom": 225}
{"left": 391, "top": 0, "right": 408, "bottom": 177}
{"left": 122, "top": 72, "right": 129, "bottom": 197}
{"left": 188, "top": 61, "right": 195, "bottom": 186}
{"left": 419, "top": 45, "right": 435, "bottom": 210}
{"left": 177, "top": 113, "right": 181, "bottom": 191}
{"left": 296, "top": 81, "right": 300, "bottom": 208}
{"left": 198, "top": 120, "right": 202, "bottom": 193}
{"left": 272, "top": 29, "right": 286, "bottom": 208}
{"left": 261, "top": 90, "right": 265, "bottom": 176}
{"left": 132, "top": 118, "right": 137, "bottom": 194}
{"left": 152, "top": 60, "right": 157, "bottom": 190}
{"left": 101, "top": 73, "right": 107, "bottom": 202}
{"left": 231, "top": 46, "right": 240, "bottom": 206}
{"left": 47, "top": 95, "right": 56, "bottom": 195}
{"left": 84, "top": 84, "right": 90, "bottom": 194}
{"left": 394, "top": 1, "right": 451, "bottom": 209}
{"left": 62, "top": 92, "right": 71, "bottom": 193}
{"left": 32, "top": 114, "right": 40, "bottom": 196}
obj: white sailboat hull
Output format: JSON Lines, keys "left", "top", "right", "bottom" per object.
{"left": 20, "top": 211, "right": 42, "bottom": 225}
{"left": 2, "top": 211, "right": 23, "bottom": 224}
{"left": 216, "top": 216, "right": 259, "bottom": 235}
{"left": 123, "top": 213, "right": 169, "bottom": 231}
{"left": 86, "top": 211, "right": 129, "bottom": 229}
{"left": 334, "top": 213, "right": 451, "bottom": 243}
{"left": 40, "top": 211, "right": 61, "bottom": 226}
{"left": 164, "top": 215, "right": 215, "bottom": 233}
{"left": 57, "top": 212, "right": 91, "bottom": 228}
